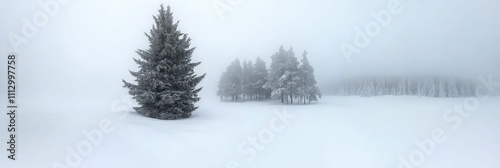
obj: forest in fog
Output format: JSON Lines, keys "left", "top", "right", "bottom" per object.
{"left": 325, "top": 76, "right": 482, "bottom": 97}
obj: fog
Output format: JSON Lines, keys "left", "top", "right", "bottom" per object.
{"left": 1, "top": 0, "right": 499, "bottom": 106}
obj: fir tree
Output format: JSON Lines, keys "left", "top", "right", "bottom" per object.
{"left": 281, "top": 47, "right": 301, "bottom": 104}
{"left": 242, "top": 60, "right": 254, "bottom": 100}
{"left": 438, "top": 79, "right": 447, "bottom": 97}
{"left": 253, "top": 57, "right": 271, "bottom": 100}
{"left": 227, "top": 59, "right": 242, "bottom": 101}
{"left": 217, "top": 71, "right": 230, "bottom": 101}
{"left": 265, "top": 46, "right": 288, "bottom": 103}
{"left": 123, "top": 5, "right": 205, "bottom": 120}
{"left": 447, "top": 79, "right": 459, "bottom": 97}
{"left": 298, "top": 51, "right": 321, "bottom": 103}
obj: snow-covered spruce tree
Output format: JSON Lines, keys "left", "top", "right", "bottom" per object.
{"left": 280, "top": 47, "right": 301, "bottom": 104}
{"left": 226, "top": 59, "right": 243, "bottom": 101}
{"left": 361, "top": 80, "right": 375, "bottom": 97}
{"left": 123, "top": 5, "right": 205, "bottom": 120}
{"left": 427, "top": 78, "right": 438, "bottom": 97}
{"left": 217, "top": 71, "right": 230, "bottom": 101}
{"left": 298, "top": 51, "right": 321, "bottom": 103}
{"left": 253, "top": 57, "right": 271, "bottom": 100}
{"left": 438, "top": 78, "right": 447, "bottom": 97}
{"left": 265, "top": 46, "right": 288, "bottom": 103}
{"left": 242, "top": 60, "right": 254, "bottom": 100}
{"left": 447, "top": 79, "right": 459, "bottom": 97}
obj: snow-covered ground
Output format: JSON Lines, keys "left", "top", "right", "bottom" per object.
{"left": 3, "top": 95, "right": 500, "bottom": 168}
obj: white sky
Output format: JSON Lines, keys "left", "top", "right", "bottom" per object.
{"left": 1, "top": 0, "right": 499, "bottom": 101}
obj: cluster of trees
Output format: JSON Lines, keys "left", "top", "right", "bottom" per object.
{"left": 325, "top": 76, "right": 480, "bottom": 97}
{"left": 217, "top": 46, "right": 321, "bottom": 104}
{"left": 217, "top": 57, "right": 272, "bottom": 101}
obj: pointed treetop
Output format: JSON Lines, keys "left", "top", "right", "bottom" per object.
{"left": 279, "top": 45, "right": 286, "bottom": 52}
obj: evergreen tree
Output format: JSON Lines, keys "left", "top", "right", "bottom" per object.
{"left": 281, "top": 47, "right": 301, "bottom": 104}
{"left": 427, "top": 78, "right": 438, "bottom": 97}
{"left": 447, "top": 79, "right": 459, "bottom": 97}
{"left": 123, "top": 5, "right": 205, "bottom": 120}
{"left": 377, "top": 78, "right": 386, "bottom": 96}
{"left": 397, "top": 78, "right": 407, "bottom": 95}
{"left": 253, "top": 57, "right": 271, "bottom": 100}
{"left": 227, "top": 59, "right": 242, "bottom": 101}
{"left": 265, "top": 46, "right": 288, "bottom": 103}
{"left": 217, "top": 71, "right": 230, "bottom": 101}
{"left": 438, "top": 79, "right": 447, "bottom": 97}
{"left": 298, "top": 51, "right": 321, "bottom": 103}
{"left": 242, "top": 60, "right": 254, "bottom": 100}
{"left": 418, "top": 79, "right": 426, "bottom": 96}
{"left": 361, "top": 80, "right": 375, "bottom": 97}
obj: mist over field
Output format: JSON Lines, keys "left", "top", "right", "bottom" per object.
{"left": 1, "top": 0, "right": 499, "bottom": 101}
{"left": 0, "top": 0, "right": 499, "bottom": 168}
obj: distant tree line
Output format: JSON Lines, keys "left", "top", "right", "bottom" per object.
{"left": 325, "top": 76, "right": 481, "bottom": 97}
{"left": 217, "top": 46, "right": 321, "bottom": 104}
